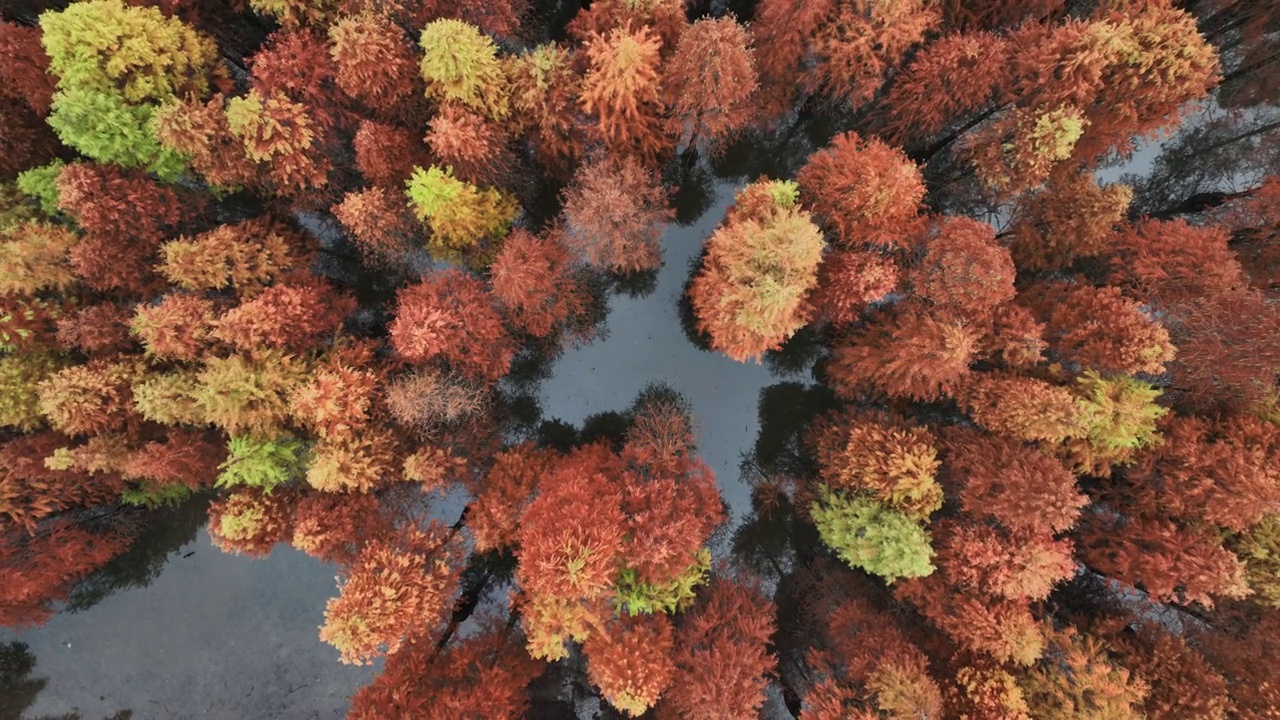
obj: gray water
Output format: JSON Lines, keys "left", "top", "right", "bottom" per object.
{"left": 0, "top": 181, "right": 792, "bottom": 719}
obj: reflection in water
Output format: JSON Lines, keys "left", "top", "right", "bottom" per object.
{"left": 0, "top": 641, "right": 131, "bottom": 720}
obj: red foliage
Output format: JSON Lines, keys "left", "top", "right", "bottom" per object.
{"left": 1111, "top": 218, "right": 1245, "bottom": 303}
{"left": 347, "top": 617, "right": 543, "bottom": 720}
{"left": 933, "top": 520, "right": 1076, "bottom": 601}
{"left": 327, "top": 12, "right": 420, "bottom": 111}
{"left": 1030, "top": 283, "right": 1176, "bottom": 376}
{"left": 956, "top": 374, "right": 1088, "bottom": 444}
{"left": 248, "top": 29, "right": 349, "bottom": 132}
{"left": 55, "top": 303, "right": 133, "bottom": 353}
{"left": 580, "top": 24, "right": 672, "bottom": 165}
{"left": 389, "top": 270, "right": 516, "bottom": 382}
{"left": 567, "top": 0, "right": 685, "bottom": 50}
{"left": 392, "top": 0, "right": 526, "bottom": 37}
{"left": 508, "top": 43, "right": 582, "bottom": 174}
{"left": 213, "top": 275, "right": 355, "bottom": 354}
{"left": 290, "top": 491, "right": 386, "bottom": 564}
{"left": 561, "top": 156, "right": 671, "bottom": 273}
{"left": 663, "top": 579, "right": 778, "bottom": 719}
{"left": 120, "top": 429, "right": 225, "bottom": 490}
{"left": 585, "top": 612, "right": 677, "bottom": 717}
{"left": 805, "top": 0, "right": 940, "bottom": 108}
{"left": 290, "top": 363, "right": 380, "bottom": 440}
{"left": 1121, "top": 414, "right": 1280, "bottom": 533}
{"left": 158, "top": 218, "right": 311, "bottom": 293}
{"left": 0, "top": 433, "right": 127, "bottom": 534}
{"left": 0, "top": 297, "right": 61, "bottom": 352}
{"left": 876, "top": 31, "right": 1010, "bottom": 145}
{"left": 425, "top": 106, "right": 513, "bottom": 186}
{"left": 0, "top": 21, "right": 55, "bottom": 116}
{"left": 489, "top": 229, "right": 588, "bottom": 339}
{"left": 1008, "top": 171, "right": 1134, "bottom": 273}
{"left": 828, "top": 308, "right": 979, "bottom": 401}
{"left": 750, "top": 0, "right": 835, "bottom": 119}
{"left": 332, "top": 187, "right": 417, "bottom": 263}
{"left": 810, "top": 250, "right": 898, "bottom": 325}
{"left": 516, "top": 444, "right": 628, "bottom": 604}
{"left": 909, "top": 216, "right": 1015, "bottom": 317}
{"left": 0, "top": 520, "right": 133, "bottom": 628}
{"left": 1163, "top": 288, "right": 1280, "bottom": 409}
{"left": 1114, "top": 623, "right": 1232, "bottom": 720}
{"left": 895, "top": 574, "right": 1045, "bottom": 665}
{"left": 56, "top": 163, "right": 191, "bottom": 243}
{"left": 467, "top": 443, "right": 553, "bottom": 552}
{"left": 320, "top": 523, "right": 462, "bottom": 664}
{"left": 979, "top": 304, "right": 1047, "bottom": 370}
{"left": 70, "top": 234, "right": 162, "bottom": 295}
{"left": 1076, "top": 514, "right": 1249, "bottom": 607}
{"left": 796, "top": 131, "right": 926, "bottom": 248}
{"left": 947, "top": 425, "right": 1085, "bottom": 532}
{"left": 620, "top": 461, "right": 723, "bottom": 586}
{"left": 352, "top": 119, "right": 432, "bottom": 188}
{"left": 661, "top": 17, "right": 759, "bottom": 150}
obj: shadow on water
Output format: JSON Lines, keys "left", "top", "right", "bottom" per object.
{"left": 0, "top": 641, "right": 130, "bottom": 720}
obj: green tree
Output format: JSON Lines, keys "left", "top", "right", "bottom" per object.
{"left": 811, "top": 486, "right": 935, "bottom": 583}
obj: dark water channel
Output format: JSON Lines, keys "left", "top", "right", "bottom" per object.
{"left": 0, "top": 178, "right": 808, "bottom": 719}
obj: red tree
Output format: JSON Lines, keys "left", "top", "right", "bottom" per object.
{"left": 388, "top": 270, "right": 516, "bottom": 382}
{"left": 661, "top": 16, "right": 759, "bottom": 150}
{"left": 489, "top": 229, "right": 589, "bottom": 339}
{"left": 561, "top": 156, "right": 671, "bottom": 273}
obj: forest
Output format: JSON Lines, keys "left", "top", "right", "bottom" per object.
{"left": 1, "top": 0, "right": 1279, "bottom": 717}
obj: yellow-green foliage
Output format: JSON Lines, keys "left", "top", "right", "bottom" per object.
{"left": 419, "top": 19, "right": 510, "bottom": 120}
{"left": 0, "top": 353, "right": 61, "bottom": 431}
{"left": 614, "top": 548, "right": 711, "bottom": 615}
{"left": 218, "top": 435, "right": 307, "bottom": 491}
{"left": 16, "top": 161, "right": 67, "bottom": 216}
{"left": 40, "top": 0, "right": 220, "bottom": 175}
{"left": 811, "top": 486, "right": 935, "bottom": 583}
{"left": 404, "top": 166, "right": 519, "bottom": 254}
{"left": 132, "top": 370, "right": 207, "bottom": 426}
{"left": 1231, "top": 514, "right": 1280, "bottom": 608}
{"left": 0, "top": 223, "right": 78, "bottom": 296}
{"left": 1070, "top": 371, "right": 1167, "bottom": 472}
{"left": 41, "top": 0, "right": 219, "bottom": 103}
{"left": 194, "top": 353, "right": 307, "bottom": 435}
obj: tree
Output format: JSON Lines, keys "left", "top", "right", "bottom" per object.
{"left": 506, "top": 44, "right": 582, "bottom": 174}
{"left": 489, "top": 229, "right": 589, "bottom": 339}
{"left": 804, "top": 0, "right": 940, "bottom": 108}
{"left": 320, "top": 523, "right": 462, "bottom": 664}
{"left": 328, "top": 12, "right": 420, "bottom": 111}
{"left": 417, "top": 19, "right": 509, "bottom": 121}
{"left": 129, "top": 294, "right": 217, "bottom": 361}
{"left": 1008, "top": 172, "right": 1133, "bottom": 273}
{"left": 810, "top": 487, "right": 935, "bottom": 583}
{"left": 212, "top": 276, "right": 354, "bottom": 354}
{"left": 425, "top": 106, "right": 513, "bottom": 186}
{"left": 561, "top": 155, "right": 671, "bottom": 273}
{"left": 1019, "top": 625, "right": 1149, "bottom": 720}
{"left": 809, "top": 250, "right": 899, "bottom": 325}
{"left": 404, "top": 165, "right": 518, "bottom": 257}
{"left": 352, "top": 119, "right": 433, "bottom": 188}
{"left": 37, "top": 359, "right": 140, "bottom": 436}
{"left": 908, "top": 216, "right": 1015, "bottom": 318}
{"left": 207, "top": 487, "right": 296, "bottom": 557}
{"left": 1030, "top": 283, "right": 1177, "bottom": 377}
{"left": 332, "top": 186, "right": 416, "bottom": 263}
{"left": 579, "top": 24, "right": 670, "bottom": 165}
{"left": 40, "top": 0, "right": 222, "bottom": 176}
{"left": 152, "top": 94, "right": 259, "bottom": 189}
{"left": 388, "top": 269, "right": 516, "bottom": 382}
{"left": 810, "top": 409, "right": 942, "bottom": 521}
{"left": 585, "top": 613, "right": 677, "bottom": 717}
{"left": 225, "top": 90, "right": 332, "bottom": 197}
{"left": 689, "top": 180, "right": 825, "bottom": 362}
{"left": 827, "top": 308, "right": 980, "bottom": 401}
{"left": 661, "top": 17, "right": 758, "bottom": 151}
{"left": 796, "top": 131, "right": 926, "bottom": 248}
{"left": 662, "top": 578, "right": 777, "bottom": 719}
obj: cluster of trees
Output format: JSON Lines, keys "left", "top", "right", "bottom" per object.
{"left": 1, "top": 0, "right": 1280, "bottom": 716}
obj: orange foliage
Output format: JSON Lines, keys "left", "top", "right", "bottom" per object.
{"left": 620, "top": 461, "right": 723, "bottom": 586}
{"left": 663, "top": 579, "right": 778, "bottom": 719}
{"left": 811, "top": 410, "right": 942, "bottom": 521}
{"left": 328, "top": 12, "right": 420, "bottom": 111}
{"left": 467, "top": 443, "right": 552, "bottom": 552}
{"left": 1164, "top": 288, "right": 1280, "bottom": 409}
{"left": 207, "top": 487, "right": 296, "bottom": 557}
{"left": 585, "top": 613, "right": 676, "bottom": 717}
{"left": 320, "top": 523, "right": 461, "bottom": 664}
{"left": 332, "top": 187, "right": 416, "bottom": 263}
{"left": 425, "top": 106, "right": 513, "bottom": 186}
{"left": 0, "top": 521, "right": 133, "bottom": 628}
{"left": 152, "top": 94, "right": 259, "bottom": 188}
{"left": 958, "top": 374, "right": 1088, "bottom": 444}
{"left": 290, "top": 364, "right": 379, "bottom": 440}
{"left": 933, "top": 520, "right": 1076, "bottom": 601}
{"left": 158, "top": 218, "right": 309, "bottom": 293}
{"left": 56, "top": 163, "right": 190, "bottom": 242}
{"left": 37, "top": 360, "right": 140, "bottom": 436}
{"left": 0, "top": 433, "right": 127, "bottom": 534}
{"left": 507, "top": 43, "right": 582, "bottom": 174}
{"left": 979, "top": 305, "right": 1047, "bottom": 370}
{"left": 580, "top": 24, "right": 671, "bottom": 165}
{"left": 119, "top": 429, "right": 225, "bottom": 490}
{"left": 248, "top": 29, "right": 348, "bottom": 133}
{"left": 290, "top": 491, "right": 385, "bottom": 564}
{"left": 810, "top": 250, "right": 898, "bottom": 325}
{"left": 661, "top": 17, "right": 759, "bottom": 150}
{"left": 1111, "top": 218, "right": 1245, "bottom": 303}
{"left": 130, "top": 293, "right": 216, "bottom": 360}
{"left": 909, "top": 217, "right": 1015, "bottom": 317}
{"left": 567, "top": 0, "right": 686, "bottom": 51}
{"left": 749, "top": 0, "right": 834, "bottom": 118}
{"left": 489, "top": 229, "right": 588, "bottom": 339}
{"left": 388, "top": 269, "right": 516, "bottom": 382}
{"left": 796, "top": 131, "right": 926, "bottom": 248}
{"left": 347, "top": 618, "right": 543, "bottom": 719}
{"left": 828, "top": 308, "right": 979, "bottom": 401}
{"left": 1008, "top": 172, "right": 1133, "bottom": 272}
{"left": 561, "top": 156, "right": 670, "bottom": 273}
{"left": 69, "top": 233, "right": 160, "bottom": 295}
{"left": 895, "top": 574, "right": 1045, "bottom": 665}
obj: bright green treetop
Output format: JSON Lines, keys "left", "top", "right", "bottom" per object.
{"left": 811, "top": 486, "right": 935, "bottom": 583}
{"left": 405, "top": 165, "right": 519, "bottom": 256}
